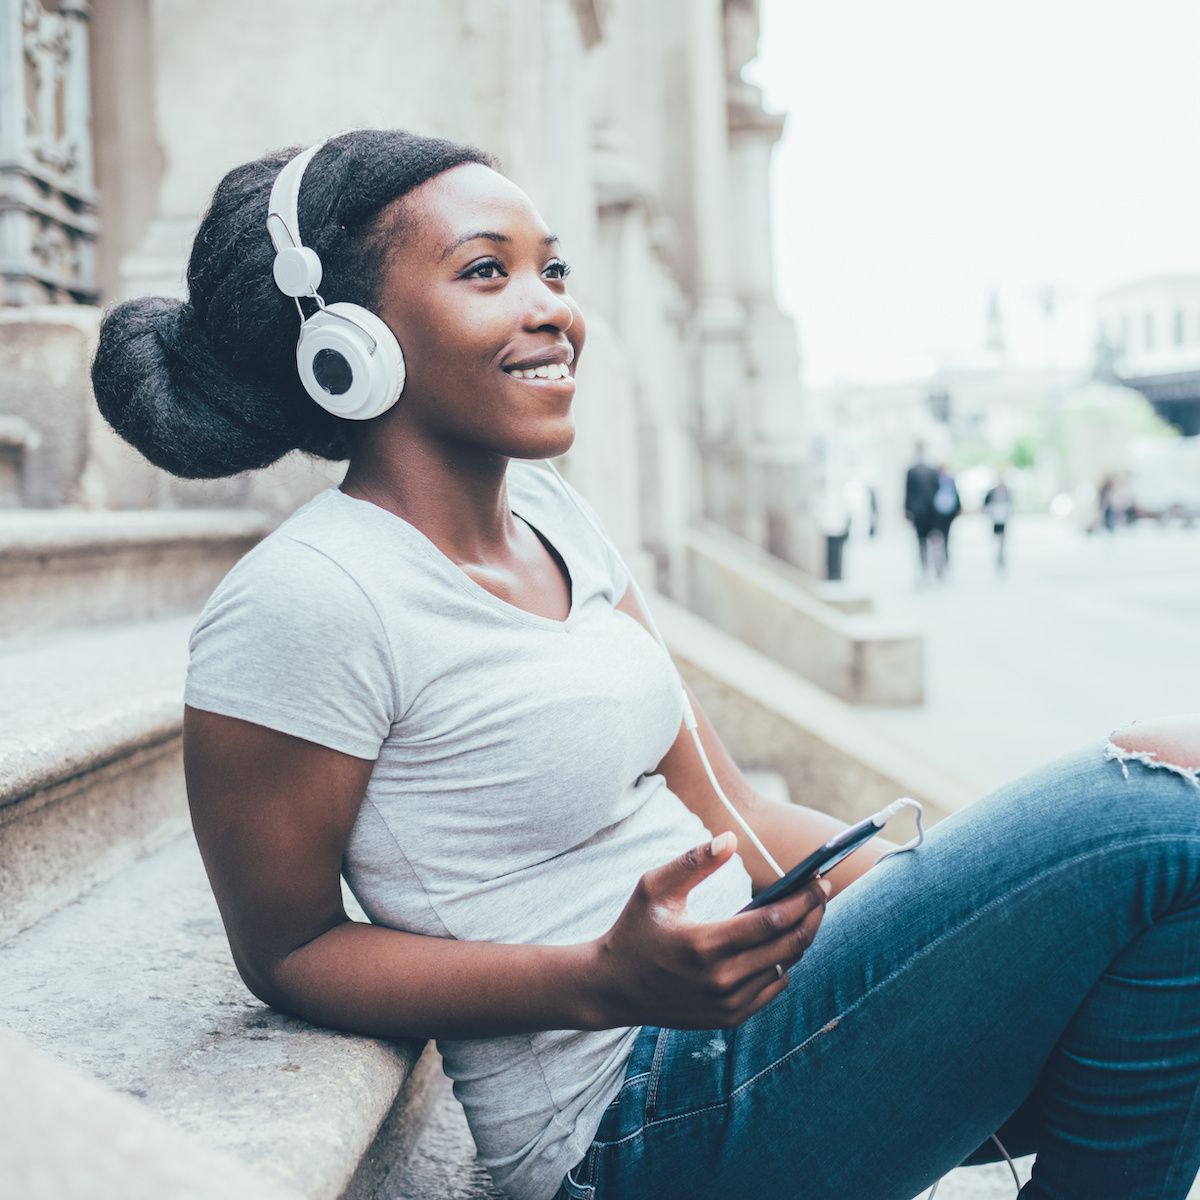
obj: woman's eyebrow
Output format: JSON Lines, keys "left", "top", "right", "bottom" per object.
{"left": 439, "top": 230, "right": 560, "bottom": 261}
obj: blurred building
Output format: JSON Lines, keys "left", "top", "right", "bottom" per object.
{"left": 807, "top": 287, "right": 1088, "bottom": 525}
{"left": 0, "top": 0, "right": 812, "bottom": 591}
{"left": 809, "top": 272, "right": 1200, "bottom": 524}
{"left": 1095, "top": 274, "right": 1200, "bottom": 436}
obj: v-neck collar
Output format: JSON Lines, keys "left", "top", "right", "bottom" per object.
{"left": 326, "top": 480, "right": 578, "bottom": 632}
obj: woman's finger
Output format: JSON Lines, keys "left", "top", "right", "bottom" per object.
{"left": 697, "top": 902, "right": 824, "bottom": 1011}
{"left": 700, "top": 879, "right": 828, "bottom": 956}
{"left": 732, "top": 902, "right": 825, "bottom": 981}
{"left": 722, "top": 964, "right": 791, "bottom": 1024}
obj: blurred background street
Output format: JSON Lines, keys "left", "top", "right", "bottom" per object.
{"left": 845, "top": 512, "right": 1199, "bottom": 799}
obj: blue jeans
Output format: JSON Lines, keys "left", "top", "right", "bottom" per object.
{"left": 554, "top": 744, "right": 1200, "bottom": 1199}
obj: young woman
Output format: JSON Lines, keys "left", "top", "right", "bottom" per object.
{"left": 91, "top": 129, "right": 1200, "bottom": 1200}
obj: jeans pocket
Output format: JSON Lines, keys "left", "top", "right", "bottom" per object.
{"left": 558, "top": 1147, "right": 598, "bottom": 1199}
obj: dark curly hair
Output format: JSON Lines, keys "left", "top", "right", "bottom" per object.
{"left": 91, "top": 129, "right": 495, "bottom": 479}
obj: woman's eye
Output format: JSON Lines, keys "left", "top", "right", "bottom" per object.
{"left": 544, "top": 259, "right": 572, "bottom": 280}
{"left": 463, "top": 259, "right": 506, "bottom": 280}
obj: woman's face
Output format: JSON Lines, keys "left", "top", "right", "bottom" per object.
{"left": 373, "top": 162, "right": 585, "bottom": 459}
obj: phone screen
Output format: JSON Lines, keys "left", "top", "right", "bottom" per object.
{"left": 738, "top": 815, "right": 884, "bottom": 912}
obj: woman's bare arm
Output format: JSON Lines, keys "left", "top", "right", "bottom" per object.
{"left": 183, "top": 706, "right": 826, "bottom": 1039}
{"left": 183, "top": 706, "right": 599, "bottom": 1039}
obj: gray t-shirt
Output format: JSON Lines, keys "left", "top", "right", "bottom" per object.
{"left": 184, "top": 459, "right": 753, "bottom": 1200}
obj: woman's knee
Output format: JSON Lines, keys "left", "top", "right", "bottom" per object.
{"left": 1107, "top": 714, "right": 1200, "bottom": 777}
{"left": 973, "top": 731, "right": 1198, "bottom": 853}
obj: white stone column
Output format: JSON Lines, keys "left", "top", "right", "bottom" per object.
{"left": 685, "top": 0, "right": 751, "bottom": 535}
{"left": 723, "top": 2, "right": 815, "bottom": 568}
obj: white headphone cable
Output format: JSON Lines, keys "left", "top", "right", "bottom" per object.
{"left": 925, "top": 1133, "right": 1021, "bottom": 1198}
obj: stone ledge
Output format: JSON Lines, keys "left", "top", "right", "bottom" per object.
{"left": 686, "top": 523, "right": 924, "bottom": 705}
{"left": 0, "top": 508, "right": 270, "bottom": 636}
{"left": 0, "top": 1030, "right": 300, "bottom": 1200}
{"left": 0, "top": 832, "right": 430, "bottom": 1200}
{"left": 0, "top": 506, "right": 273, "bottom": 556}
{"left": 0, "top": 615, "right": 192, "bottom": 809}
{"left": 812, "top": 580, "right": 874, "bottom": 614}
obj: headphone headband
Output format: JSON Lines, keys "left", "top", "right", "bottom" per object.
{"left": 267, "top": 141, "right": 324, "bottom": 257}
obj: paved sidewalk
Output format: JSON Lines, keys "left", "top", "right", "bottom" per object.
{"left": 845, "top": 513, "right": 1200, "bottom": 800}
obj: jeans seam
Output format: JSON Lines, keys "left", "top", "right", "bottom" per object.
{"left": 596, "top": 834, "right": 1200, "bottom": 1152}
{"left": 645, "top": 1027, "right": 670, "bottom": 1120}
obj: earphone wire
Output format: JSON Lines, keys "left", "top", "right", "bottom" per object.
{"left": 924, "top": 1134, "right": 1021, "bottom": 1198}
{"left": 536, "top": 459, "right": 939, "bottom": 882}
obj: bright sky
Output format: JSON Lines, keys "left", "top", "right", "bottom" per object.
{"left": 748, "top": 0, "right": 1200, "bottom": 385}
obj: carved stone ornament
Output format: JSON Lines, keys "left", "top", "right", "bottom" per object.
{"left": 1, "top": 0, "right": 98, "bottom": 304}
{"left": 23, "top": 0, "right": 78, "bottom": 174}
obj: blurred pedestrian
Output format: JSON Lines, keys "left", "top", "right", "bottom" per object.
{"left": 983, "top": 471, "right": 1013, "bottom": 572}
{"left": 819, "top": 481, "right": 852, "bottom": 582}
{"left": 1098, "top": 475, "right": 1117, "bottom": 533}
{"left": 904, "top": 442, "right": 939, "bottom": 581}
{"left": 1113, "top": 473, "right": 1136, "bottom": 526}
{"left": 930, "top": 463, "right": 961, "bottom": 578}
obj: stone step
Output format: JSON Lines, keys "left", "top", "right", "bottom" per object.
{"left": 0, "top": 1029, "right": 300, "bottom": 1200}
{"left": 0, "top": 506, "right": 270, "bottom": 637}
{"left": 357, "top": 1057, "right": 503, "bottom": 1200}
{"left": 0, "top": 829, "right": 436, "bottom": 1200}
{"left": 687, "top": 522, "right": 924, "bottom": 706}
{"left": 0, "top": 614, "right": 194, "bottom": 940}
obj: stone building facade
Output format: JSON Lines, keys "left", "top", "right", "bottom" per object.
{"left": 1, "top": 0, "right": 814, "bottom": 589}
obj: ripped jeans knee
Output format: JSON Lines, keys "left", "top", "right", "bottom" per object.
{"left": 1106, "top": 714, "right": 1200, "bottom": 789}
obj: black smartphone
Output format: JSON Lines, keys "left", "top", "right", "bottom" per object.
{"left": 738, "top": 812, "right": 887, "bottom": 912}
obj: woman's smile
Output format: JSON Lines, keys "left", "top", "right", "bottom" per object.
{"left": 502, "top": 342, "right": 575, "bottom": 390}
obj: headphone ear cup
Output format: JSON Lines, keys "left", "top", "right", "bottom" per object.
{"left": 295, "top": 303, "right": 405, "bottom": 420}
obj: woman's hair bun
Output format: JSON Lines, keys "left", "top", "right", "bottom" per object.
{"left": 91, "top": 295, "right": 347, "bottom": 479}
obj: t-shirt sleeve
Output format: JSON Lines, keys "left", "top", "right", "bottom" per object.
{"left": 184, "top": 536, "right": 399, "bottom": 760}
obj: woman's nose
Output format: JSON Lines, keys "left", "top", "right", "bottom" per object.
{"left": 520, "top": 276, "right": 573, "bottom": 332}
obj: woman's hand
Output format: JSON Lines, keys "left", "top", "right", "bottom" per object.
{"left": 587, "top": 833, "right": 829, "bottom": 1030}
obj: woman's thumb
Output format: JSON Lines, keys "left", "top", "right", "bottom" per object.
{"left": 644, "top": 832, "right": 737, "bottom": 904}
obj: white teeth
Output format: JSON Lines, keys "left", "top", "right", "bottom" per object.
{"left": 508, "top": 363, "right": 570, "bottom": 380}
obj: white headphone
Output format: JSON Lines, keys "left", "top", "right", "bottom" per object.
{"left": 266, "top": 140, "right": 406, "bottom": 420}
